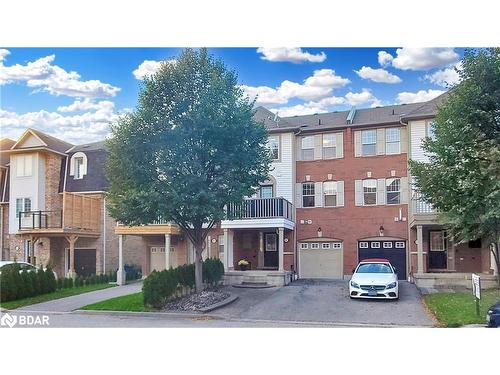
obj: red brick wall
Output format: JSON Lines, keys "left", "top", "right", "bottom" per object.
{"left": 296, "top": 127, "right": 409, "bottom": 275}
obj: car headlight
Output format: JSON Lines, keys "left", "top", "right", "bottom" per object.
{"left": 350, "top": 281, "right": 360, "bottom": 289}
{"left": 386, "top": 282, "right": 397, "bottom": 289}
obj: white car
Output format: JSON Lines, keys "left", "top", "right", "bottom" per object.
{"left": 0, "top": 261, "right": 57, "bottom": 278}
{"left": 349, "top": 258, "right": 399, "bottom": 300}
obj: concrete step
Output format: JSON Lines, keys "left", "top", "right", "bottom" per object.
{"left": 232, "top": 282, "right": 275, "bottom": 289}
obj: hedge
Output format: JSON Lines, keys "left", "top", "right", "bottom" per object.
{"left": 0, "top": 263, "right": 117, "bottom": 303}
{"left": 143, "top": 258, "right": 224, "bottom": 308}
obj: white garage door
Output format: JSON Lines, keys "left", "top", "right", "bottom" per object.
{"left": 299, "top": 242, "right": 343, "bottom": 279}
{"left": 150, "top": 247, "right": 166, "bottom": 272}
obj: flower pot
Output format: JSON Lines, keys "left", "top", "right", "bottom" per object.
{"left": 240, "top": 265, "right": 248, "bottom": 271}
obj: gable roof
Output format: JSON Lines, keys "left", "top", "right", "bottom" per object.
{"left": 0, "top": 139, "right": 15, "bottom": 166}
{"left": 9, "top": 128, "right": 73, "bottom": 155}
{"left": 401, "top": 92, "right": 450, "bottom": 121}
{"left": 253, "top": 106, "right": 295, "bottom": 131}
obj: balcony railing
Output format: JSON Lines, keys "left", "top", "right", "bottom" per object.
{"left": 411, "top": 191, "right": 436, "bottom": 214}
{"left": 19, "top": 210, "right": 63, "bottom": 230}
{"left": 225, "top": 197, "right": 294, "bottom": 221}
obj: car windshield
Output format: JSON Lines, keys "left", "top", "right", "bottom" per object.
{"left": 356, "top": 263, "right": 393, "bottom": 274}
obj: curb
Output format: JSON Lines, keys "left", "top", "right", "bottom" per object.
{"left": 198, "top": 295, "right": 239, "bottom": 313}
{"left": 74, "top": 309, "right": 220, "bottom": 319}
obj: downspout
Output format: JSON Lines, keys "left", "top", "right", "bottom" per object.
{"left": 292, "top": 127, "right": 302, "bottom": 279}
{"left": 400, "top": 116, "right": 412, "bottom": 282}
{"left": 103, "top": 197, "right": 106, "bottom": 274}
{"left": 0, "top": 205, "right": 3, "bottom": 261}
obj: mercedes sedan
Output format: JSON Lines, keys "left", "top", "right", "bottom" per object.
{"left": 349, "top": 258, "right": 399, "bottom": 300}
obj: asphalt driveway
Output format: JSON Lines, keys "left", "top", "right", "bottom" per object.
{"left": 217, "top": 279, "right": 436, "bottom": 327}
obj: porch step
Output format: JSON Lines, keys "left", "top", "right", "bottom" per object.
{"left": 232, "top": 282, "right": 275, "bottom": 289}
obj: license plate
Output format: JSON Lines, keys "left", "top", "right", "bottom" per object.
{"left": 368, "top": 290, "right": 377, "bottom": 296}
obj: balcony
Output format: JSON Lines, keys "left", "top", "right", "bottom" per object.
{"left": 18, "top": 192, "right": 101, "bottom": 235}
{"left": 410, "top": 191, "right": 438, "bottom": 227}
{"left": 115, "top": 217, "right": 181, "bottom": 235}
{"left": 222, "top": 197, "right": 295, "bottom": 230}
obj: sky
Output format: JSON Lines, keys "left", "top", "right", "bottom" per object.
{"left": 0, "top": 47, "right": 464, "bottom": 144}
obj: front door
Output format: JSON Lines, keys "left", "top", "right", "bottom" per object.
{"left": 429, "top": 230, "right": 447, "bottom": 269}
{"left": 264, "top": 233, "right": 278, "bottom": 268}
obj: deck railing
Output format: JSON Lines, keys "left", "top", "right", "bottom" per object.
{"left": 19, "top": 210, "right": 63, "bottom": 230}
{"left": 411, "top": 191, "right": 436, "bottom": 214}
{"left": 226, "top": 197, "right": 294, "bottom": 221}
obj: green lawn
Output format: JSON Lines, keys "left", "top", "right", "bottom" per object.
{"left": 80, "top": 292, "right": 149, "bottom": 312}
{"left": 423, "top": 288, "right": 500, "bottom": 327}
{"left": 0, "top": 283, "right": 115, "bottom": 310}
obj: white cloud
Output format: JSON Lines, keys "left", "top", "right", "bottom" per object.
{"left": 378, "top": 51, "right": 393, "bottom": 67}
{"left": 355, "top": 66, "right": 402, "bottom": 84}
{"left": 396, "top": 89, "right": 445, "bottom": 104}
{"left": 345, "top": 89, "right": 381, "bottom": 107}
{"left": 133, "top": 59, "right": 175, "bottom": 80}
{"left": 241, "top": 69, "right": 350, "bottom": 105}
{"left": 0, "top": 101, "right": 122, "bottom": 144}
{"left": 424, "top": 63, "right": 461, "bottom": 88}
{"left": 0, "top": 50, "right": 120, "bottom": 98}
{"left": 270, "top": 96, "right": 346, "bottom": 117}
{"left": 257, "top": 47, "right": 327, "bottom": 63}
{"left": 57, "top": 98, "right": 114, "bottom": 113}
{"left": 0, "top": 49, "right": 10, "bottom": 62}
{"left": 391, "top": 48, "right": 459, "bottom": 71}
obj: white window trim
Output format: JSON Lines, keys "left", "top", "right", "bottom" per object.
{"left": 302, "top": 182, "right": 315, "bottom": 207}
{"left": 359, "top": 242, "right": 368, "bottom": 248}
{"left": 395, "top": 242, "right": 405, "bottom": 248}
{"left": 332, "top": 243, "right": 342, "bottom": 249}
{"left": 383, "top": 242, "right": 393, "bottom": 248}
{"left": 310, "top": 243, "right": 320, "bottom": 249}
{"left": 361, "top": 130, "right": 377, "bottom": 156}
{"left": 385, "top": 127, "right": 401, "bottom": 155}
{"left": 267, "top": 135, "right": 280, "bottom": 161}
{"left": 386, "top": 177, "right": 401, "bottom": 205}
{"left": 16, "top": 154, "right": 33, "bottom": 177}
{"left": 363, "top": 179, "right": 377, "bottom": 206}
{"left": 323, "top": 181, "right": 338, "bottom": 207}
{"left": 371, "top": 241, "right": 380, "bottom": 248}
{"left": 322, "top": 243, "right": 331, "bottom": 249}
{"left": 300, "top": 243, "right": 308, "bottom": 250}
{"left": 69, "top": 152, "right": 88, "bottom": 179}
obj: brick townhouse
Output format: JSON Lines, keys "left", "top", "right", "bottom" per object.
{"left": 1, "top": 93, "right": 497, "bottom": 287}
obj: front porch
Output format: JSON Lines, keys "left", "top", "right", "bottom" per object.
{"left": 223, "top": 270, "right": 293, "bottom": 287}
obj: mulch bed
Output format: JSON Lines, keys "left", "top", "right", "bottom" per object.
{"left": 162, "top": 289, "right": 230, "bottom": 312}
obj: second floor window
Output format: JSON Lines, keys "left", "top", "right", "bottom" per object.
{"left": 16, "top": 155, "right": 33, "bottom": 177}
{"left": 322, "top": 134, "right": 337, "bottom": 159}
{"left": 385, "top": 128, "right": 400, "bottom": 154}
{"left": 361, "top": 130, "right": 377, "bottom": 156}
{"left": 427, "top": 121, "right": 436, "bottom": 140}
{"left": 16, "top": 197, "right": 31, "bottom": 218}
{"left": 363, "top": 179, "right": 377, "bottom": 205}
{"left": 386, "top": 178, "right": 401, "bottom": 204}
{"left": 301, "top": 136, "right": 314, "bottom": 160}
{"left": 74, "top": 157, "right": 85, "bottom": 179}
{"left": 259, "top": 185, "right": 273, "bottom": 199}
{"left": 266, "top": 136, "right": 279, "bottom": 161}
{"left": 302, "top": 182, "right": 315, "bottom": 207}
{"left": 323, "top": 181, "right": 337, "bottom": 207}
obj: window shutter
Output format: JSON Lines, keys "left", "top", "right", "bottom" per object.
{"left": 354, "top": 131, "right": 361, "bottom": 157}
{"left": 376, "top": 128, "right": 385, "bottom": 155}
{"left": 377, "top": 178, "right": 386, "bottom": 205}
{"left": 314, "top": 182, "right": 323, "bottom": 207}
{"left": 314, "top": 135, "right": 322, "bottom": 160}
{"left": 400, "top": 126, "right": 408, "bottom": 154}
{"left": 336, "top": 132, "right": 344, "bottom": 158}
{"left": 354, "top": 180, "right": 363, "bottom": 206}
{"left": 400, "top": 176, "right": 409, "bottom": 204}
{"left": 295, "top": 183, "right": 302, "bottom": 208}
{"left": 296, "top": 137, "right": 302, "bottom": 161}
{"left": 336, "top": 181, "right": 344, "bottom": 207}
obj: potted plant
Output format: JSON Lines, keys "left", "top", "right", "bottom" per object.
{"left": 238, "top": 259, "right": 250, "bottom": 271}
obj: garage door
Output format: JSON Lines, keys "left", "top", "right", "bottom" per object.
{"left": 150, "top": 247, "right": 166, "bottom": 272}
{"left": 358, "top": 240, "right": 407, "bottom": 280}
{"left": 299, "top": 242, "right": 343, "bottom": 279}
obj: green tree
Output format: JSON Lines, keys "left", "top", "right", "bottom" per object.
{"left": 106, "top": 49, "right": 271, "bottom": 291}
{"left": 410, "top": 48, "right": 500, "bottom": 284}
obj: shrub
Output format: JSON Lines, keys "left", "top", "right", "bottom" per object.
{"left": 57, "top": 277, "right": 63, "bottom": 290}
{"left": 45, "top": 267, "right": 57, "bottom": 293}
{"left": 0, "top": 266, "right": 13, "bottom": 302}
{"left": 36, "top": 268, "right": 47, "bottom": 294}
{"left": 21, "top": 271, "right": 34, "bottom": 298}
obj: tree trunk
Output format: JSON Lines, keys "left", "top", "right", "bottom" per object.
{"left": 492, "top": 240, "right": 500, "bottom": 287}
{"left": 194, "top": 242, "right": 204, "bottom": 292}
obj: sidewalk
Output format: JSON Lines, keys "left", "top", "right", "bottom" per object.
{"left": 13, "top": 282, "right": 143, "bottom": 313}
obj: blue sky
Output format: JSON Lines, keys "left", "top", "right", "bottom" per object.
{"left": 0, "top": 47, "right": 464, "bottom": 144}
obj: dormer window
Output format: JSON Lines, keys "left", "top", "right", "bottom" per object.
{"left": 70, "top": 152, "right": 88, "bottom": 180}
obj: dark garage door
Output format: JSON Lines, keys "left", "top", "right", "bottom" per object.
{"left": 358, "top": 240, "right": 407, "bottom": 280}
{"left": 75, "top": 249, "right": 96, "bottom": 276}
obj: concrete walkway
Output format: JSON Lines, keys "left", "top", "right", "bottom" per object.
{"left": 14, "top": 282, "right": 143, "bottom": 313}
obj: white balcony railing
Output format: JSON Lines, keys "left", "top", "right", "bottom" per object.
{"left": 411, "top": 191, "right": 436, "bottom": 214}
{"left": 226, "top": 197, "right": 294, "bottom": 221}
